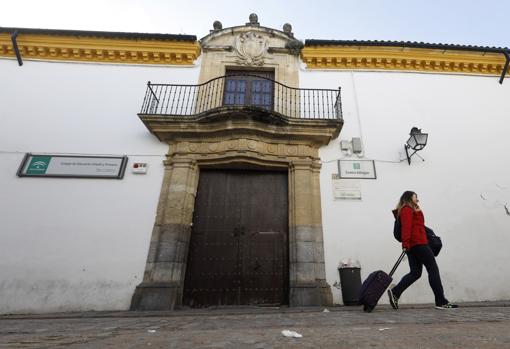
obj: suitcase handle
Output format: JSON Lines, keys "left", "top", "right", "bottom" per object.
{"left": 389, "top": 250, "right": 406, "bottom": 277}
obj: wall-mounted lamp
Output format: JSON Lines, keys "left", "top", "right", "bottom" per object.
{"left": 405, "top": 127, "right": 428, "bottom": 165}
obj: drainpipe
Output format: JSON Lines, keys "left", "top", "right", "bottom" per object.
{"left": 11, "top": 30, "right": 23, "bottom": 66}
{"left": 499, "top": 50, "right": 509, "bottom": 84}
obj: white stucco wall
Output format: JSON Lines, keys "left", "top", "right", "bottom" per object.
{"left": 2, "top": 55, "right": 509, "bottom": 313}
{"left": 0, "top": 58, "right": 199, "bottom": 314}
{"left": 301, "top": 69, "right": 510, "bottom": 305}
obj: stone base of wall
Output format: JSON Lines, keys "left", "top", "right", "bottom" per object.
{"left": 318, "top": 280, "right": 334, "bottom": 306}
{"left": 290, "top": 281, "right": 333, "bottom": 307}
{"left": 130, "top": 283, "right": 180, "bottom": 311}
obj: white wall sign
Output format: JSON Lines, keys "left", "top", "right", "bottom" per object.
{"left": 338, "top": 160, "right": 376, "bottom": 179}
{"left": 17, "top": 153, "right": 128, "bottom": 179}
{"left": 332, "top": 174, "right": 362, "bottom": 200}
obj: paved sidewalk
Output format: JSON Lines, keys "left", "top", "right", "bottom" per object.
{"left": 1, "top": 302, "right": 510, "bottom": 348}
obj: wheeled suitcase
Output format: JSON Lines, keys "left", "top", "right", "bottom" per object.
{"left": 358, "top": 251, "right": 406, "bottom": 312}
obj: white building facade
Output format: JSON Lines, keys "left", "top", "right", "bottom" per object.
{"left": 1, "top": 16, "right": 509, "bottom": 314}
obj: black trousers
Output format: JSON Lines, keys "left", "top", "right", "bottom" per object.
{"left": 392, "top": 244, "right": 448, "bottom": 306}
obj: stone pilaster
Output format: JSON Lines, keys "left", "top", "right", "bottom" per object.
{"left": 130, "top": 158, "right": 198, "bottom": 310}
{"left": 289, "top": 160, "right": 333, "bottom": 307}
{"left": 311, "top": 161, "right": 333, "bottom": 306}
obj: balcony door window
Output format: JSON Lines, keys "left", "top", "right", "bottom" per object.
{"left": 224, "top": 70, "right": 274, "bottom": 110}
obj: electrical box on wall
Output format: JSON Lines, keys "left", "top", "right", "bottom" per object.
{"left": 340, "top": 140, "right": 350, "bottom": 151}
{"left": 352, "top": 137, "right": 363, "bottom": 154}
{"left": 132, "top": 163, "right": 148, "bottom": 174}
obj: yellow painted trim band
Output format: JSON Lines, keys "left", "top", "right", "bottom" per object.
{"left": 0, "top": 33, "right": 200, "bottom": 65}
{"left": 301, "top": 46, "right": 508, "bottom": 75}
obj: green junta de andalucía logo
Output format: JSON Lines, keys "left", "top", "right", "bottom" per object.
{"left": 26, "top": 156, "right": 52, "bottom": 174}
{"left": 353, "top": 162, "right": 361, "bottom": 170}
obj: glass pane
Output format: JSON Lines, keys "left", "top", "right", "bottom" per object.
{"left": 252, "top": 80, "right": 261, "bottom": 92}
{"left": 235, "top": 94, "right": 245, "bottom": 104}
{"left": 237, "top": 81, "right": 246, "bottom": 92}
{"left": 224, "top": 93, "right": 235, "bottom": 105}
{"left": 407, "top": 136, "right": 417, "bottom": 149}
{"left": 225, "top": 80, "right": 236, "bottom": 92}
{"left": 415, "top": 134, "right": 428, "bottom": 145}
{"left": 262, "top": 81, "right": 272, "bottom": 93}
{"left": 262, "top": 94, "right": 271, "bottom": 106}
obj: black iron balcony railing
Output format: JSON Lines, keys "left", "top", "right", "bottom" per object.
{"left": 140, "top": 74, "right": 342, "bottom": 120}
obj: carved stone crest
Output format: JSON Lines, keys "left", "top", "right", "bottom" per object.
{"left": 235, "top": 32, "right": 268, "bottom": 66}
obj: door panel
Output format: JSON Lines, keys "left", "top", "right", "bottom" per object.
{"left": 183, "top": 170, "right": 288, "bottom": 307}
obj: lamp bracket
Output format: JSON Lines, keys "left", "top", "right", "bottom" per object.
{"left": 405, "top": 145, "right": 425, "bottom": 165}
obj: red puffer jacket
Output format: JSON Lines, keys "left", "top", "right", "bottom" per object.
{"left": 400, "top": 205, "right": 428, "bottom": 249}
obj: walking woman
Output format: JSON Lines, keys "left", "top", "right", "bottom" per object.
{"left": 387, "top": 191, "right": 458, "bottom": 310}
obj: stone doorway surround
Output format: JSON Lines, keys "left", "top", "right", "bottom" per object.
{"left": 130, "top": 108, "right": 342, "bottom": 310}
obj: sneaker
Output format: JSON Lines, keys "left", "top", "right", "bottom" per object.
{"left": 435, "top": 303, "right": 459, "bottom": 310}
{"left": 387, "top": 289, "right": 399, "bottom": 310}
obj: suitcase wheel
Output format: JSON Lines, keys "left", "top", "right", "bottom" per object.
{"left": 363, "top": 304, "right": 375, "bottom": 313}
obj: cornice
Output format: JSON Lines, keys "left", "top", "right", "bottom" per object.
{"left": 0, "top": 33, "right": 201, "bottom": 65}
{"left": 301, "top": 45, "right": 508, "bottom": 76}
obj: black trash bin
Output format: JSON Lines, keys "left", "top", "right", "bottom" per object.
{"left": 338, "top": 266, "right": 362, "bottom": 305}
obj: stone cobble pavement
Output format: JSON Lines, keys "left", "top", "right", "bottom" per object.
{"left": 1, "top": 303, "right": 510, "bottom": 349}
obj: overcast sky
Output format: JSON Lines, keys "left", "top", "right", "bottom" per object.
{"left": 1, "top": 0, "right": 508, "bottom": 48}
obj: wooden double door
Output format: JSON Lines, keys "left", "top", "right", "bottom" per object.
{"left": 183, "top": 169, "right": 289, "bottom": 307}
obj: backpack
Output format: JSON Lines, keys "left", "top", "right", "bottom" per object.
{"left": 392, "top": 209, "right": 402, "bottom": 242}
{"left": 393, "top": 217, "right": 402, "bottom": 242}
{"left": 391, "top": 209, "right": 443, "bottom": 256}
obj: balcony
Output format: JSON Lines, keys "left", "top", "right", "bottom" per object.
{"left": 139, "top": 74, "right": 342, "bottom": 120}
